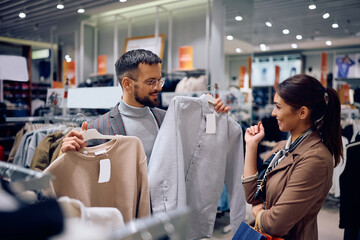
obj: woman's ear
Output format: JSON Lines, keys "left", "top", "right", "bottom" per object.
{"left": 298, "top": 106, "right": 310, "bottom": 119}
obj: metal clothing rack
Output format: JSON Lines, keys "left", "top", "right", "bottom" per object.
{"left": 110, "top": 208, "right": 190, "bottom": 240}
{"left": 0, "top": 161, "right": 52, "bottom": 192}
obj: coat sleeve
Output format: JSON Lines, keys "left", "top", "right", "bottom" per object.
{"left": 224, "top": 119, "right": 246, "bottom": 233}
{"left": 260, "top": 148, "right": 332, "bottom": 236}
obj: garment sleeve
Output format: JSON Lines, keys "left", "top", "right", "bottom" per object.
{"left": 148, "top": 97, "right": 186, "bottom": 213}
{"left": 224, "top": 120, "right": 246, "bottom": 233}
{"left": 260, "top": 148, "right": 331, "bottom": 236}
{"left": 136, "top": 155, "right": 151, "bottom": 218}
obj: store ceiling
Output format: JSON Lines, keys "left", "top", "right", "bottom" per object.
{"left": 0, "top": 0, "right": 360, "bottom": 54}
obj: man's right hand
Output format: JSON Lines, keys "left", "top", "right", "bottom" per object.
{"left": 61, "top": 121, "right": 89, "bottom": 152}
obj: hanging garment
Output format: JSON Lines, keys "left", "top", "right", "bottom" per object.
{"left": 44, "top": 135, "right": 150, "bottom": 223}
{"left": 340, "top": 141, "right": 360, "bottom": 229}
{"left": 8, "top": 123, "right": 49, "bottom": 163}
{"left": 148, "top": 94, "right": 246, "bottom": 240}
{"left": 30, "top": 131, "right": 65, "bottom": 171}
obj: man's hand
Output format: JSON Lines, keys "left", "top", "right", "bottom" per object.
{"left": 60, "top": 121, "right": 88, "bottom": 152}
{"left": 214, "top": 98, "right": 231, "bottom": 113}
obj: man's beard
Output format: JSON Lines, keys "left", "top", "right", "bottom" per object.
{"left": 134, "top": 85, "right": 160, "bottom": 108}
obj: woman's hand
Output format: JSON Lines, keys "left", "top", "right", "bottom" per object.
{"left": 252, "top": 203, "right": 264, "bottom": 219}
{"left": 245, "top": 121, "right": 265, "bottom": 146}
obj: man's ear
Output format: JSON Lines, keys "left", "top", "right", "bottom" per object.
{"left": 298, "top": 106, "right": 309, "bottom": 119}
{"left": 122, "top": 77, "right": 132, "bottom": 90}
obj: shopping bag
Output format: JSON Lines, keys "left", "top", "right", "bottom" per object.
{"left": 232, "top": 222, "right": 266, "bottom": 240}
{"left": 232, "top": 222, "right": 285, "bottom": 240}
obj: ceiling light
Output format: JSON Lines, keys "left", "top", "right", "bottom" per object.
{"left": 260, "top": 44, "right": 269, "bottom": 51}
{"left": 332, "top": 23, "right": 339, "bottom": 28}
{"left": 227, "top": 35, "right": 234, "bottom": 40}
{"left": 78, "top": 8, "right": 85, "bottom": 13}
{"left": 57, "top": 3, "right": 64, "bottom": 9}
{"left": 283, "top": 29, "right": 290, "bottom": 34}
{"left": 296, "top": 34, "right": 302, "bottom": 40}
{"left": 235, "top": 16, "right": 243, "bottom": 21}
{"left": 19, "top": 11, "right": 26, "bottom": 18}
{"left": 291, "top": 43, "right": 298, "bottom": 49}
{"left": 322, "top": 12, "right": 330, "bottom": 19}
{"left": 326, "top": 40, "right": 332, "bottom": 46}
{"left": 236, "top": 48, "right": 242, "bottom": 53}
{"left": 265, "top": 21, "right": 272, "bottom": 27}
{"left": 119, "top": 0, "right": 127, "bottom": 2}
{"left": 308, "top": 4, "right": 316, "bottom": 10}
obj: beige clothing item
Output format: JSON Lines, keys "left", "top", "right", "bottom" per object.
{"left": 44, "top": 135, "right": 150, "bottom": 223}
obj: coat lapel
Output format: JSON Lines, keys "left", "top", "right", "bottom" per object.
{"left": 109, "top": 103, "right": 127, "bottom": 135}
{"left": 269, "top": 132, "right": 323, "bottom": 174}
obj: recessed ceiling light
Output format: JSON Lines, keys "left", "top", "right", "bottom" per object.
{"left": 227, "top": 35, "right": 234, "bottom": 40}
{"left": 119, "top": 0, "right": 127, "bottom": 2}
{"left": 260, "top": 44, "right": 269, "bottom": 51}
{"left": 78, "top": 8, "right": 85, "bottom": 13}
{"left": 57, "top": 4, "right": 64, "bottom": 9}
{"left": 235, "top": 16, "right": 243, "bottom": 21}
{"left": 332, "top": 23, "right": 339, "bottom": 28}
{"left": 309, "top": 4, "right": 316, "bottom": 10}
{"left": 19, "top": 12, "right": 26, "bottom": 18}
{"left": 265, "top": 21, "right": 272, "bottom": 27}
{"left": 296, "top": 35, "right": 303, "bottom": 40}
{"left": 236, "top": 48, "right": 242, "bottom": 53}
{"left": 326, "top": 40, "right": 332, "bottom": 46}
{"left": 323, "top": 13, "right": 330, "bottom": 19}
{"left": 283, "top": 29, "right": 290, "bottom": 34}
{"left": 291, "top": 43, "right": 298, "bottom": 48}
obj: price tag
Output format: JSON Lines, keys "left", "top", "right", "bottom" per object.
{"left": 206, "top": 113, "right": 216, "bottom": 134}
{"left": 98, "top": 159, "right": 111, "bottom": 183}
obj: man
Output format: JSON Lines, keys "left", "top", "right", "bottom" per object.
{"left": 61, "top": 49, "right": 229, "bottom": 159}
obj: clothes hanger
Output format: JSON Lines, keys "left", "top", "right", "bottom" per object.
{"left": 81, "top": 129, "right": 117, "bottom": 142}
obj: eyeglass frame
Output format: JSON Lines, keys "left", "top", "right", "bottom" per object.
{"left": 128, "top": 76, "right": 165, "bottom": 90}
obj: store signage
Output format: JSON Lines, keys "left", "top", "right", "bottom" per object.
{"left": 178, "top": 46, "right": 193, "bottom": 70}
{"left": 274, "top": 65, "right": 280, "bottom": 89}
{"left": 238, "top": 66, "right": 246, "bottom": 88}
{"left": 63, "top": 60, "right": 75, "bottom": 86}
{"left": 320, "top": 52, "right": 328, "bottom": 87}
{"left": 32, "top": 49, "right": 50, "bottom": 60}
{"left": 97, "top": 55, "right": 107, "bottom": 75}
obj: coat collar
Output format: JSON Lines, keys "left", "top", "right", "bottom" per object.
{"left": 269, "top": 131, "right": 322, "bottom": 173}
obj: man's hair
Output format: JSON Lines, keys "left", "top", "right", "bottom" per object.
{"left": 115, "top": 49, "right": 162, "bottom": 86}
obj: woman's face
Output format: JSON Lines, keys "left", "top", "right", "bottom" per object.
{"left": 271, "top": 93, "right": 301, "bottom": 133}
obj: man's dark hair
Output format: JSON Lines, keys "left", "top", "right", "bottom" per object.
{"left": 115, "top": 49, "right": 162, "bottom": 86}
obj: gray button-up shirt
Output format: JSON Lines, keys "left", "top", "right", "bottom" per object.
{"left": 148, "top": 94, "right": 246, "bottom": 240}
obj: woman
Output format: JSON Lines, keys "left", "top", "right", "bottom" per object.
{"left": 242, "top": 74, "right": 342, "bottom": 239}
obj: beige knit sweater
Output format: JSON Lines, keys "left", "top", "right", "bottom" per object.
{"left": 44, "top": 135, "right": 150, "bottom": 222}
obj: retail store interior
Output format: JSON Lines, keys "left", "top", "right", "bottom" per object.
{"left": 0, "top": 0, "right": 360, "bottom": 239}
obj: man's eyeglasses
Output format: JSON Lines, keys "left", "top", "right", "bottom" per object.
{"left": 146, "top": 78, "right": 165, "bottom": 89}
{"left": 129, "top": 77, "right": 165, "bottom": 90}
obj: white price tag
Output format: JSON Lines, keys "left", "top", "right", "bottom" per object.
{"left": 98, "top": 159, "right": 111, "bottom": 183}
{"left": 206, "top": 113, "right": 216, "bottom": 134}
{"left": 94, "top": 149, "right": 107, "bottom": 156}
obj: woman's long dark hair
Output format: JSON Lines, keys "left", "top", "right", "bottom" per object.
{"left": 276, "top": 74, "right": 342, "bottom": 167}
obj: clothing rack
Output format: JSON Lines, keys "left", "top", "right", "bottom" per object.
{"left": 0, "top": 161, "right": 52, "bottom": 191}
{"left": 110, "top": 208, "right": 190, "bottom": 240}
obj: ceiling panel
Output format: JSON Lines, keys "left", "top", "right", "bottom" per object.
{"left": 0, "top": 0, "right": 359, "bottom": 54}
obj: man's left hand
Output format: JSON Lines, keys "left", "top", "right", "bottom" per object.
{"left": 214, "top": 98, "right": 231, "bottom": 113}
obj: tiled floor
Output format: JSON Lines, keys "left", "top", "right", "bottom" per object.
{"left": 209, "top": 197, "right": 343, "bottom": 240}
